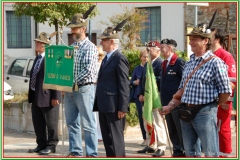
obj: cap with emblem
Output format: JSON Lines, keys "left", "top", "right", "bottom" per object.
{"left": 34, "top": 32, "right": 52, "bottom": 44}
{"left": 98, "top": 17, "right": 129, "bottom": 39}
{"left": 160, "top": 39, "right": 177, "bottom": 47}
{"left": 66, "top": 5, "right": 96, "bottom": 28}
{"left": 186, "top": 23, "right": 212, "bottom": 38}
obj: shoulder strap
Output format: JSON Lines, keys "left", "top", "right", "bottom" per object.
{"left": 183, "top": 55, "right": 216, "bottom": 90}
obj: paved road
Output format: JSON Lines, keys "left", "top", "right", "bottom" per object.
{"left": 3, "top": 122, "right": 237, "bottom": 158}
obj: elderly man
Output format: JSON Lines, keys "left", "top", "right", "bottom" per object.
{"left": 64, "top": 8, "right": 98, "bottom": 157}
{"left": 159, "top": 38, "right": 185, "bottom": 156}
{"left": 93, "top": 19, "right": 129, "bottom": 157}
{"left": 137, "top": 41, "right": 167, "bottom": 157}
{"left": 28, "top": 32, "right": 61, "bottom": 155}
{"left": 160, "top": 23, "right": 232, "bottom": 157}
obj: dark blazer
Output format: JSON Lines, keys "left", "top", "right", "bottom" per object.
{"left": 138, "top": 57, "right": 163, "bottom": 96}
{"left": 160, "top": 54, "right": 185, "bottom": 105}
{"left": 160, "top": 53, "right": 185, "bottom": 153}
{"left": 28, "top": 56, "right": 61, "bottom": 107}
{"left": 129, "top": 65, "right": 144, "bottom": 99}
{"left": 93, "top": 50, "right": 129, "bottom": 113}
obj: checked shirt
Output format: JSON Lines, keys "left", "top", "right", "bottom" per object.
{"left": 179, "top": 51, "right": 232, "bottom": 105}
{"left": 72, "top": 37, "right": 98, "bottom": 85}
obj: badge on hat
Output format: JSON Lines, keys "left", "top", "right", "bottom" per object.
{"left": 145, "top": 41, "right": 161, "bottom": 48}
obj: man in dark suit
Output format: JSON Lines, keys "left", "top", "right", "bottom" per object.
{"left": 137, "top": 41, "right": 167, "bottom": 157}
{"left": 93, "top": 23, "right": 129, "bottom": 157}
{"left": 159, "top": 38, "right": 185, "bottom": 156}
{"left": 28, "top": 32, "right": 61, "bottom": 155}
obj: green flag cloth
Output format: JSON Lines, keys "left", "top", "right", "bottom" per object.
{"left": 233, "top": 89, "right": 237, "bottom": 110}
{"left": 43, "top": 45, "right": 75, "bottom": 92}
{"left": 143, "top": 58, "right": 162, "bottom": 127}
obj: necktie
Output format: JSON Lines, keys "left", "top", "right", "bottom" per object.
{"left": 163, "top": 60, "right": 168, "bottom": 76}
{"left": 101, "top": 56, "right": 108, "bottom": 67}
{"left": 30, "top": 55, "right": 42, "bottom": 90}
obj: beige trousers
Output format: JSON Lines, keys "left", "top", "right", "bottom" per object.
{"left": 143, "top": 107, "right": 167, "bottom": 150}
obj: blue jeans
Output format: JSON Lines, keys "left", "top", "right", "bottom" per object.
{"left": 180, "top": 102, "right": 219, "bottom": 157}
{"left": 64, "top": 84, "right": 98, "bottom": 156}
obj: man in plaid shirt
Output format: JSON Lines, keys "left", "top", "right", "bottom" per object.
{"left": 160, "top": 23, "right": 232, "bottom": 157}
{"left": 63, "top": 11, "right": 98, "bottom": 157}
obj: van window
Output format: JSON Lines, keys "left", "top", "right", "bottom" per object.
{"left": 9, "top": 59, "right": 27, "bottom": 76}
{"left": 26, "top": 59, "right": 34, "bottom": 77}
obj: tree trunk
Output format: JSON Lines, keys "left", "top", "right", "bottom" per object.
{"left": 54, "top": 19, "right": 59, "bottom": 45}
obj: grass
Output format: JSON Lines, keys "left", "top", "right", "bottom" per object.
{"left": 4, "top": 92, "right": 28, "bottom": 107}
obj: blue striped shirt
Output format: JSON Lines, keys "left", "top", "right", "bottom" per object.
{"left": 72, "top": 37, "right": 98, "bottom": 85}
{"left": 179, "top": 51, "right": 232, "bottom": 105}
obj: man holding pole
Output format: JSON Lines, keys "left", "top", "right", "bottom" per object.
{"left": 137, "top": 41, "right": 167, "bottom": 157}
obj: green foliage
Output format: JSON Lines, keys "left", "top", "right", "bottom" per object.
{"left": 13, "top": 2, "right": 98, "bottom": 27}
{"left": 175, "top": 50, "right": 189, "bottom": 62}
{"left": 122, "top": 49, "right": 141, "bottom": 76}
{"left": 126, "top": 103, "right": 139, "bottom": 127}
{"left": 98, "top": 5, "right": 148, "bottom": 50}
{"left": 12, "top": 2, "right": 99, "bottom": 43}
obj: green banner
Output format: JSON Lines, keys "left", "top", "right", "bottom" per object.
{"left": 43, "top": 45, "right": 75, "bottom": 92}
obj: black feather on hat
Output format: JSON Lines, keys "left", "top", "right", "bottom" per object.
{"left": 82, "top": 5, "right": 96, "bottom": 20}
{"left": 98, "top": 17, "right": 129, "bottom": 39}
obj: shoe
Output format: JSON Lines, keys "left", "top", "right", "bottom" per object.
{"left": 152, "top": 149, "right": 165, "bottom": 157}
{"left": 28, "top": 147, "right": 44, "bottom": 153}
{"left": 66, "top": 152, "right": 83, "bottom": 157}
{"left": 137, "top": 146, "right": 156, "bottom": 154}
{"left": 141, "top": 140, "right": 148, "bottom": 146}
{"left": 172, "top": 151, "right": 185, "bottom": 157}
{"left": 38, "top": 147, "right": 56, "bottom": 155}
{"left": 98, "top": 139, "right": 103, "bottom": 142}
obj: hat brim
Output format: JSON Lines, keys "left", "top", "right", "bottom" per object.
{"left": 97, "top": 34, "right": 119, "bottom": 39}
{"left": 185, "top": 33, "right": 212, "bottom": 39}
{"left": 34, "top": 39, "right": 51, "bottom": 44}
{"left": 66, "top": 21, "right": 88, "bottom": 28}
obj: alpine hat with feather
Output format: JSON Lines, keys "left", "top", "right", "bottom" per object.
{"left": 67, "top": 5, "right": 96, "bottom": 28}
{"left": 186, "top": 9, "right": 218, "bottom": 39}
{"left": 186, "top": 23, "right": 212, "bottom": 38}
{"left": 98, "top": 18, "right": 129, "bottom": 39}
{"left": 34, "top": 32, "right": 52, "bottom": 44}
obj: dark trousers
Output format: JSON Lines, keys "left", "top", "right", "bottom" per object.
{"left": 134, "top": 98, "right": 146, "bottom": 140}
{"left": 165, "top": 107, "right": 184, "bottom": 153}
{"left": 99, "top": 112, "right": 125, "bottom": 157}
{"left": 31, "top": 100, "right": 59, "bottom": 149}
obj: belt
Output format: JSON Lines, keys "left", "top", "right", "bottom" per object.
{"left": 185, "top": 104, "right": 202, "bottom": 108}
{"left": 183, "top": 101, "right": 216, "bottom": 108}
{"left": 78, "top": 82, "right": 93, "bottom": 87}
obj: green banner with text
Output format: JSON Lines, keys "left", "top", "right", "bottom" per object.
{"left": 43, "top": 45, "right": 74, "bottom": 92}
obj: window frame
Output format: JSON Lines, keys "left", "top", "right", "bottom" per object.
{"left": 138, "top": 6, "right": 161, "bottom": 46}
{"left": 6, "top": 11, "right": 32, "bottom": 48}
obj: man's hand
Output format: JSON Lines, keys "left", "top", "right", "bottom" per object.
{"left": 134, "top": 79, "right": 140, "bottom": 85}
{"left": 159, "top": 106, "right": 171, "bottom": 116}
{"left": 51, "top": 99, "right": 59, "bottom": 106}
{"left": 118, "top": 111, "right": 126, "bottom": 119}
{"left": 139, "top": 95, "right": 144, "bottom": 102}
